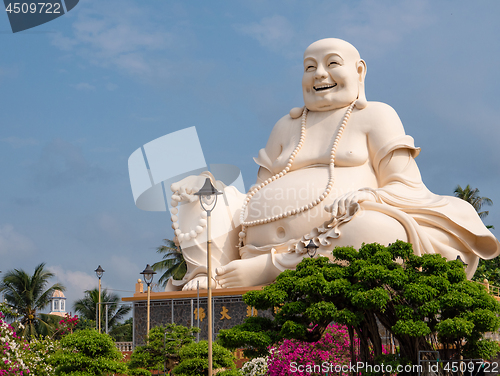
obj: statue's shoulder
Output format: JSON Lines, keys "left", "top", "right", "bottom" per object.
{"left": 360, "top": 101, "right": 405, "bottom": 137}
{"left": 361, "top": 101, "right": 399, "bottom": 118}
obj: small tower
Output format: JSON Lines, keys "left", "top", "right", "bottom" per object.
{"left": 49, "top": 290, "right": 67, "bottom": 317}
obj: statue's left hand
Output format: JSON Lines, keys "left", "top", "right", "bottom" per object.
{"left": 325, "top": 190, "right": 376, "bottom": 218}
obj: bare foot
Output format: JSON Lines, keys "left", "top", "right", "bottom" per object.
{"left": 182, "top": 275, "right": 218, "bottom": 291}
{"left": 215, "top": 254, "right": 281, "bottom": 288}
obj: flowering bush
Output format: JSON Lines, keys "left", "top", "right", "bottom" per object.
{"left": 268, "top": 323, "right": 354, "bottom": 376}
{"left": 0, "top": 312, "right": 30, "bottom": 376}
{"left": 55, "top": 314, "right": 78, "bottom": 337}
{"left": 22, "top": 336, "right": 58, "bottom": 376}
{"left": 240, "top": 357, "right": 268, "bottom": 376}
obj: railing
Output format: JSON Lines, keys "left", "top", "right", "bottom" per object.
{"left": 116, "top": 342, "right": 133, "bottom": 352}
{"left": 475, "top": 280, "right": 500, "bottom": 297}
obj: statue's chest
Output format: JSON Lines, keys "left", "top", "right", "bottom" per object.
{"left": 274, "top": 120, "right": 369, "bottom": 172}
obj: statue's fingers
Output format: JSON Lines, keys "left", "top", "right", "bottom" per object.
{"left": 338, "top": 198, "right": 347, "bottom": 216}
{"left": 331, "top": 200, "right": 339, "bottom": 217}
{"left": 171, "top": 183, "right": 180, "bottom": 193}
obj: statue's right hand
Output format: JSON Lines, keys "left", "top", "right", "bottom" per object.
{"left": 170, "top": 175, "right": 209, "bottom": 203}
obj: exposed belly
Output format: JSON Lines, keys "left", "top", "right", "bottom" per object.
{"left": 245, "top": 164, "right": 378, "bottom": 247}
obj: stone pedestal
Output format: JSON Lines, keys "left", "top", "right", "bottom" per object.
{"left": 122, "top": 286, "right": 271, "bottom": 347}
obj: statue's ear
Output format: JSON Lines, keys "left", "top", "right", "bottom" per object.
{"left": 355, "top": 59, "right": 367, "bottom": 109}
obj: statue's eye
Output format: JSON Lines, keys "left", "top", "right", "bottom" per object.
{"left": 305, "top": 65, "right": 316, "bottom": 72}
{"left": 328, "top": 61, "right": 340, "bottom": 67}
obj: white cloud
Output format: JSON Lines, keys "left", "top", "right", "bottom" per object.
{"left": 0, "top": 224, "right": 36, "bottom": 256}
{"left": 50, "top": 0, "right": 175, "bottom": 81}
{"left": 235, "top": 15, "right": 295, "bottom": 52}
{"left": 47, "top": 265, "right": 96, "bottom": 312}
{"left": 235, "top": 0, "right": 432, "bottom": 57}
{"left": 1, "top": 136, "right": 40, "bottom": 148}
{"left": 74, "top": 82, "right": 96, "bottom": 91}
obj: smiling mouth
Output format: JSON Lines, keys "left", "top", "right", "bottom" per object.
{"left": 313, "top": 83, "right": 337, "bottom": 92}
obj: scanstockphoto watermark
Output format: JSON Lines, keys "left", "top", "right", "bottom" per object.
{"left": 290, "top": 361, "right": 427, "bottom": 374}
{"left": 244, "top": 183, "right": 364, "bottom": 222}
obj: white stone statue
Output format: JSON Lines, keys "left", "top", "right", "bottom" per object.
{"left": 167, "top": 38, "right": 500, "bottom": 291}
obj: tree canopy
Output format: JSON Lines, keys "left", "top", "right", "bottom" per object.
{"left": 152, "top": 239, "right": 187, "bottom": 286}
{"left": 73, "top": 287, "right": 131, "bottom": 333}
{"left": 0, "top": 263, "right": 65, "bottom": 338}
{"left": 219, "top": 242, "right": 500, "bottom": 373}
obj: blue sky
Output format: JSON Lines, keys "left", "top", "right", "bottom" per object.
{"left": 1, "top": 0, "right": 499, "bottom": 312}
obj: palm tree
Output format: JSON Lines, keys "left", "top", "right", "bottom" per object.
{"left": 152, "top": 239, "right": 187, "bottom": 286}
{"left": 454, "top": 184, "right": 493, "bottom": 220}
{"left": 73, "top": 288, "right": 131, "bottom": 331}
{"left": 0, "top": 263, "right": 65, "bottom": 338}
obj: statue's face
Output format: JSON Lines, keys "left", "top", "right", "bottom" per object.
{"left": 302, "top": 39, "right": 363, "bottom": 111}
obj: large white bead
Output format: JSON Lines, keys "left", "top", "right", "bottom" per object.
{"left": 172, "top": 223, "right": 179, "bottom": 229}
{"left": 199, "top": 218, "right": 207, "bottom": 226}
{"left": 170, "top": 207, "right": 178, "bottom": 215}
{"left": 184, "top": 233, "right": 191, "bottom": 241}
{"left": 174, "top": 229, "right": 182, "bottom": 236}
{"left": 201, "top": 212, "right": 208, "bottom": 219}
{"left": 171, "top": 200, "right": 178, "bottom": 207}
{"left": 171, "top": 215, "right": 178, "bottom": 222}
{"left": 171, "top": 194, "right": 181, "bottom": 201}
{"left": 195, "top": 226, "right": 204, "bottom": 234}
{"left": 190, "top": 230, "right": 197, "bottom": 238}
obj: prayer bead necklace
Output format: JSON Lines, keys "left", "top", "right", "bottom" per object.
{"left": 238, "top": 101, "right": 356, "bottom": 244}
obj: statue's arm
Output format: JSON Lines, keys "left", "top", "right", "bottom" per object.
{"left": 255, "top": 114, "right": 296, "bottom": 183}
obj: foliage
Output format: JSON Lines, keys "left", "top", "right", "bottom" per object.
{"left": 128, "top": 323, "right": 199, "bottom": 373}
{"left": 127, "top": 368, "right": 151, "bottom": 376}
{"left": 22, "top": 335, "right": 59, "bottom": 376}
{"left": 172, "top": 340, "right": 235, "bottom": 376}
{"left": 53, "top": 313, "right": 79, "bottom": 339}
{"left": 240, "top": 357, "right": 268, "bottom": 376}
{"left": 0, "top": 312, "right": 30, "bottom": 376}
{"left": 268, "top": 323, "right": 353, "bottom": 376}
{"left": 454, "top": 184, "right": 499, "bottom": 283}
{"left": 73, "top": 288, "right": 131, "bottom": 332}
{"left": 0, "top": 263, "right": 65, "bottom": 338}
{"left": 50, "top": 328, "right": 126, "bottom": 376}
{"left": 454, "top": 184, "right": 493, "bottom": 220}
{"left": 152, "top": 239, "right": 187, "bottom": 285}
{"left": 0, "top": 311, "right": 58, "bottom": 376}
{"left": 110, "top": 317, "right": 133, "bottom": 342}
{"left": 219, "top": 242, "right": 500, "bottom": 374}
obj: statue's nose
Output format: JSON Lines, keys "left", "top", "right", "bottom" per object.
{"left": 314, "top": 64, "right": 328, "bottom": 79}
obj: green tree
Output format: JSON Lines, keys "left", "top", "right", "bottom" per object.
{"left": 173, "top": 341, "right": 237, "bottom": 376}
{"left": 50, "top": 328, "right": 126, "bottom": 376}
{"left": 219, "top": 242, "right": 500, "bottom": 374}
{"left": 110, "top": 317, "right": 133, "bottom": 342}
{"left": 128, "top": 323, "right": 199, "bottom": 373}
{"left": 454, "top": 184, "right": 499, "bottom": 284}
{"left": 152, "top": 239, "right": 186, "bottom": 286}
{"left": 73, "top": 288, "right": 131, "bottom": 332}
{"left": 0, "top": 263, "right": 65, "bottom": 338}
{"left": 454, "top": 184, "right": 494, "bottom": 224}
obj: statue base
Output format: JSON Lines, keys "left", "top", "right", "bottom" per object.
{"left": 122, "top": 285, "right": 271, "bottom": 347}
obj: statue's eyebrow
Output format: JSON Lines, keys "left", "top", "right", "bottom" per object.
{"left": 325, "top": 53, "right": 344, "bottom": 63}
{"left": 303, "top": 57, "right": 317, "bottom": 66}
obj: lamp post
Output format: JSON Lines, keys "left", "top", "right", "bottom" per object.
{"left": 305, "top": 240, "right": 319, "bottom": 258}
{"left": 94, "top": 265, "right": 105, "bottom": 333}
{"left": 140, "top": 264, "right": 156, "bottom": 336}
{"left": 194, "top": 177, "right": 222, "bottom": 376}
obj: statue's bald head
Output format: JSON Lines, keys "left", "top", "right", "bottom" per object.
{"left": 304, "top": 38, "right": 361, "bottom": 62}
{"left": 302, "top": 38, "right": 367, "bottom": 111}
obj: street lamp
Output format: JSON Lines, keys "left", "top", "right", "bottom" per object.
{"left": 140, "top": 264, "right": 156, "bottom": 336}
{"left": 94, "top": 265, "right": 105, "bottom": 333}
{"left": 305, "top": 240, "right": 319, "bottom": 258}
{"left": 194, "top": 177, "right": 222, "bottom": 376}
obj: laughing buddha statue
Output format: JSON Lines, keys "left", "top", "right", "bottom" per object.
{"left": 167, "top": 38, "right": 500, "bottom": 291}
